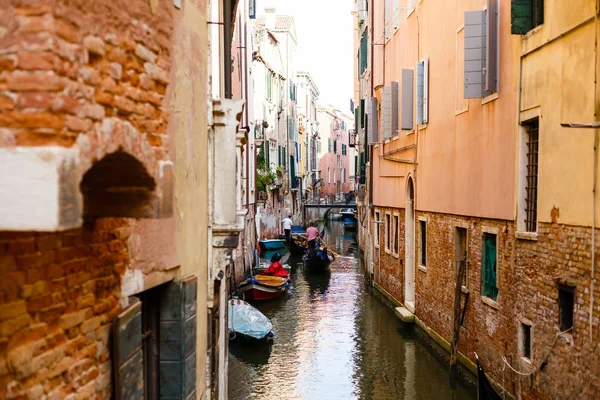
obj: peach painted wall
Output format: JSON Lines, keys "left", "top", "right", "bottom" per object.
{"left": 372, "top": 0, "right": 519, "bottom": 221}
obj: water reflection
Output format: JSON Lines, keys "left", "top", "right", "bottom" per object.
{"left": 229, "top": 221, "right": 475, "bottom": 400}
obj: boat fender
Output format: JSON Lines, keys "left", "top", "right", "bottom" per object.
{"left": 268, "top": 331, "right": 274, "bottom": 337}
{"left": 229, "top": 330, "right": 237, "bottom": 341}
{"left": 249, "top": 278, "right": 258, "bottom": 284}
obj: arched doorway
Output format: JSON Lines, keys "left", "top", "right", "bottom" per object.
{"left": 405, "top": 177, "right": 415, "bottom": 311}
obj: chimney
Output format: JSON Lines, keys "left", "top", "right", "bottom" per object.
{"left": 265, "top": 7, "right": 276, "bottom": 30}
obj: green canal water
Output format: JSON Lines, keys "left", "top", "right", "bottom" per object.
{"left": 228, "top": 221, "right": 476, "bottom": 400}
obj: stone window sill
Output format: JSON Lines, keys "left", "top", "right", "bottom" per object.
{"left": 482, "top": 296, "right": 499, "bottom": 310}
{"left": 516, "top": 231, "right": 538, "bottom": 241}
{"left": 418, "top": 265, "right": 427, "bottom": 273}
{"left": 405, "top": 129, "right": 415, "bottom": 136}
{"left": 392, "top": 252, "right": 400, "bottom": 259}
{"left": 461, "top": 286, "right": 469, "bottom": 294}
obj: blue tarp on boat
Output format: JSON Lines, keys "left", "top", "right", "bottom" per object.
{"left": 228, "top": 298, "right": 273, "bottom": 340}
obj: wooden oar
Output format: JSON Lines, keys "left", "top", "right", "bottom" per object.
{"left": 297, "top": 234, "right": 341, "bottom": 258}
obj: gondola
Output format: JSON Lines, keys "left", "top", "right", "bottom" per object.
{"left": 287, "top": 237, "right": 308, "bottom": 257}
{"left": 303, "top": 241, "right": 334, "bottom": 273}
{"left": 475, "top": 353, "right": 503, "bottom": 400}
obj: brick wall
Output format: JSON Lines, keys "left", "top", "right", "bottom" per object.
{"left": 516, "top": 222, "right": 600, "bottom": 399}
{"left": 0, "top": 0, "right": 179, "bottom": 398}
{"left": 0, "top": 0, "right": 172, "bottom": 166}
{"left": 374, "top": 206, "right": 405, "bottom": 303}
{"left": 414, "top": 212, "right": 518, "bottom": 395}
{"left": 372, "top": 208, "right": 520, "bottom": 394}
{"left": 0, "top": 219, "right": 128, "bottom": 399}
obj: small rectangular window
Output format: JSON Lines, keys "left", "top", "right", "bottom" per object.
{"left": 521, "top": 322, "right": 531, "bottom": 360}
{"left": 558, "top": 285, "right": 574, "bottom": 331}
{"left": 393, "top": 215, "right": 399, "bottom": 255}
{"left": 481, "top": 232, "right": 498, "bottom": 301}
{"left": 374, "top": 211, "right": 380, "bottom": 247}
{"left": 386, "top": 213, "right": 391, "bottom": 251}
{"left": 420, "top": 220, "right": 427, "bottom": 266}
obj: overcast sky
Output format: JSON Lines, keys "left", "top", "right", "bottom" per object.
{"left": 256, "top": 0, "right": 355, "bottom": 113}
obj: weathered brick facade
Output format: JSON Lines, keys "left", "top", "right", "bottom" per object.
{"left": 0, "top": 0, "right": 186, "bottom": 398}
{"left": 516, "top": 222, "right": 600, "bottom": 399}
{"left": 0, "top": 0, "right": 173, "bottom": 161}
{"left": 370, "top": 206, "right": 600, "bottom": 398}
{"left": 0, "top": 221, "right": 128, "bottom": 399}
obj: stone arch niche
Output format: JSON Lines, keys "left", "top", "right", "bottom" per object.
{"left": 77, "top": 118, "right": 174, "bottom": 221}
{"left": 0, "top": 118, "right": 173, "bottom": 231}
{"left": 81, "top": 151, "right": 156, "bottom": 218}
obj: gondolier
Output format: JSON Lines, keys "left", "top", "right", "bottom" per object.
{"left": 282, "top": 214, "right": 293, "bottom": 244}
{"left": 306, "top": 221, "right": 319, "bottom": 256}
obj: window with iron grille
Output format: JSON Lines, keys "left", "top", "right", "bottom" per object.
{"left": 524, "top": 119, "right": 539, "bottom": 232}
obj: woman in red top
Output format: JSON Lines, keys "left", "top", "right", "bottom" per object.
{"left": 261, "top": 253, "right": 289, "bottom": 277}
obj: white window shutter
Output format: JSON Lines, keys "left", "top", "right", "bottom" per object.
{"left": 416, "top": 61, "right": 424, "bottom": 125}
{"left": 423, "top": 56, "right": 429, "bottom": 123}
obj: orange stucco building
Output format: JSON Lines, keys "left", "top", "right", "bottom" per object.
{"left": 355, "top": 0, "right": 600, "bottom": 398}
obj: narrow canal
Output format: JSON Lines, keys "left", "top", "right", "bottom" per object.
{"left": 229, "top": 221, "right": 476, "bottom": 400}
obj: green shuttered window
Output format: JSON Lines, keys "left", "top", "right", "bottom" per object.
{"left": 481, "top": 233, "right": 498, "bottom": 301}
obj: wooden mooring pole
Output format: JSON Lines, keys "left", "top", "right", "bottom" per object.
{"left": 449, "top": 259, "right": 467, "bottom": 388}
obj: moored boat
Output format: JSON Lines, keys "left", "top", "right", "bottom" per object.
{"left": 343, "top": 218, "right": 358, "bottom": 230}
{"left": 259, "top": 238, "right": 286, "bottom": 251}
{"left": 228, "top": 298, "right": 274, "bottom": 343}
{"left": 238, "top": 274, "right": 291, "bottom": 301}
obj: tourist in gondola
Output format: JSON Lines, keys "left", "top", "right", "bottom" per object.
{"left": 261, "top": 253, "right": 289, "bottom": 277}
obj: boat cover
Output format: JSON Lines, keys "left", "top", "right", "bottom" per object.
{"left": 228, "top": 298, "right": 272, "bottom": 340}
{"left": 243, "top": 275, "right": 289, "bottom": 287}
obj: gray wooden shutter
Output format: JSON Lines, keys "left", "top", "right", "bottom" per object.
{"left": 368, "top": 97, "right": 379, "bottom": 143}
{"left": 423, "top": 57, "right": 429, "bottom": 123}
{"left": 511, "top": 0, "right": 533, "bottom": 35}
{"left": 113, "top": 301, "right": 144, "bottom": 400}
{"left": 416, "top": 61, "right": 424, "bottom": 125}
{"left": 401, "top": 70, "right": 414, "bottom": 130}
{"left": 160, "top": 277, "right": 197, "bottom": 400}
{"left": 391, "top": 81, "right": 398, "bottom": 136}
{"left": 382, "top": 86, "right": 391, "bottom": 140}
{"left": 464, "top": 10, "right": 486, "bottom": 99}
{"left": 485, "top": 0, "right": 498, "bottom": 93}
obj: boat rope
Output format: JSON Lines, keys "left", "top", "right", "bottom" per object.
{"left": 501, "top": 327, "right": 572, "bottom": 377}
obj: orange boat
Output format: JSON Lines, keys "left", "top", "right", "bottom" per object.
{"left": 238, "top": 275, "right": 291, "bottom": 301}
